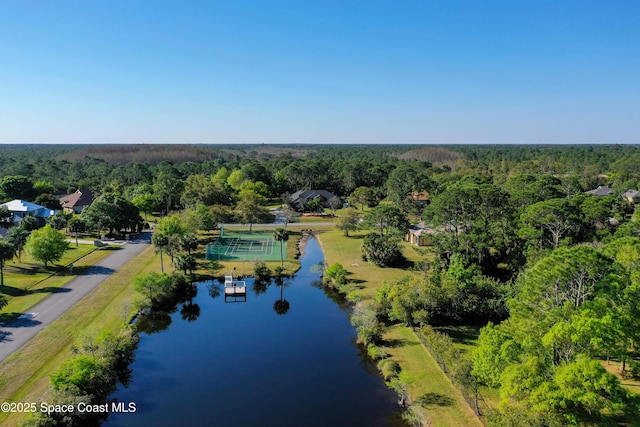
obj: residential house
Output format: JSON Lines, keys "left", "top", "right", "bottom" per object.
{"left": 0, "top": 200, "right": 57, "bottom": 227}
{"left": 586, "top": 186, "right": 614, "bottom": 196}
{"left": 407, "top": 191, "right": 430, "bottom": 207}
{"left": 59, "top": 188, "right": 95, "bottom": 214}
{"left": 289, "top": 190, "right": 341, "bottom": 211}
{"left": 622, "top": 190, "right": 640, "bottom": 203}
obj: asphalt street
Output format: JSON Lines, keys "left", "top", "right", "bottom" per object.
{"left": 0, "top": 232, "right": 151, "bottom": 362}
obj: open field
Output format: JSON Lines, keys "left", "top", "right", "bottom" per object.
{"left": 317, "top": 228, "right": 424, "bottom": 298}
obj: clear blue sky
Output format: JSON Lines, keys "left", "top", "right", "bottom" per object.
{"left": 1, "top": 1, "right": 639, "bottom": 144}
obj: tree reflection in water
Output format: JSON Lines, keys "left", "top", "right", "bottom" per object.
{"left": 273, "top": 274, "right": 290, "bottom": 315}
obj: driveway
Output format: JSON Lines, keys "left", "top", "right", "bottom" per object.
{"left": 0, "top": 232, "right": 151, "bottom": 362}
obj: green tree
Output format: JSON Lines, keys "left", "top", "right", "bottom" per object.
{"left": 235, "top": 190, "right": 274, "bottom": 232}
{"left": 188, "top": 204, "right": 217, "bottom": 233}
{"left": 156, "top": 214, "right": 188, "bottom": 237}
{"left": 0, "top": 206, "right": 12, "bottom": 228}
{"left": 324, "top": 263, "right": 348, "bottom": 287}
{"left": 362, "top": 233, "right": 404, "bottom": 267}
{"left": 0, "top": 175, "right": 36, "bottom": 200}
{"left": 154, "top": 172, "right": 184, "bottom": 214}
{"left": 133, "top": 272, "right": 173, "bottom": 309}
{"left": 519, "top": 198, "right": 582, "bottom": 249}
{"left": 33, "top": 180, "right": 56, "bottom": 195}
{"left": 180, "top": 174, "right": 230, "bottom": 208}
{"left": 20, "top": 215, "right": 39, "bottom": 231}
{"left": 364, "top": 205, "right": 409, "bottom": 237}
{"left": 68, "top": 217, "right": 86, "bottom": 247}
{"left": 34, "top": 193, "right": 62, "bottom": 210}
{"left": 5, "top": 225, "right": 29, "bottom": 262}
{"left": 174, "top": 253, "right": 197, "bottom": 275}
{"left": 50, "top": 355, "right": 112, "bottom": 398}
{"left": 132, "top": 193, "right": 161, "bottom": 220}
{"left": 25, "top": 225, "right": 69, "bottom": 268}
{"left": 350, "top": 301, "right": 384, "bottom": 345}
{"left": 0, "top": 239, "right": 15, "bottom": 286}
{"left": 227, "top": 169, "right": 248, "bottom": 190}
{"left": 335, "top": 208, "right": 360, "bottom": 237}
{"left": 385, "top": 163, "right": 434, "bottom": 213}
{"left": 82, "top": 193, "right": 142, "bottom": 235}
{"left": 350, "top": 186, "right": 375, "bottom": 211}
{"left": 180, "top": 233, "right": 198, "bottom": 255}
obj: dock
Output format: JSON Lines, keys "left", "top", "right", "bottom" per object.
{"left": 224, "top": 275, "right": 246, "bottom": 296}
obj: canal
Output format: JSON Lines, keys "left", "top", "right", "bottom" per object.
{"left": 106, "top": 235, "right": 404, "bottom": 426}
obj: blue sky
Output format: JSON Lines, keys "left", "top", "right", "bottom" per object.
{"left": 1, "top": 1, "right": 639, "bottom": 144}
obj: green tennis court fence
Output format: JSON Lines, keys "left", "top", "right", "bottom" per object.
{"left": 206, "top": 233, "right": 286, "bottom": 261}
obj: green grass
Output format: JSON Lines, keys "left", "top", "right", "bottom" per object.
{"left": 0, "top": 245, "right": 161, "bottom": 427}
{"left": 384, "top": 325, "right": 483, "bottom": 427}
{"left": 0, "top": 245, "right": 113, "bottom": 323}
{"left": 318, "top": 229, "right": 481, "bottom": 425}
{"left": 318, "top": 228, "right": 423, "bottom": 298}
{"left": 293, "top": 215, "right": 336, "bottom": 223}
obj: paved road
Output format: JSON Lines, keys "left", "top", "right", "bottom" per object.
{"left": 0, "top": 232, "right": 151, "bottom": 362}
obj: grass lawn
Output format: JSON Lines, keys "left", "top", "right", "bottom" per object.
{"left": 0, "top": 245, "right": 161, "bottom": 427}
{"left": 318, "top": 228, "right": 424, "bottom": 298}
{"left": 384, "top": 325, "right": 483, "bottom": 427}
{"left": 0, "top": 245, "right": 112, "bottom": 323}
{"left": 317, "top": 228, "right": 482, "bottom": 426}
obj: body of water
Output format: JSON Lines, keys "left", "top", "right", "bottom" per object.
{"left": 106, "top": 235, "right": 403, "bottom": 427}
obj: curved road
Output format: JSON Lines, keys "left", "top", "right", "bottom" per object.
{"left": 0, "top": 232, "right": 151, "bottom": 362}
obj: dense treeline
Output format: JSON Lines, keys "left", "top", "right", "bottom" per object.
{"left": 1, "top": 144, "right": 639, "bottom": 204}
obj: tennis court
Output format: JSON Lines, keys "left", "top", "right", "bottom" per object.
{"left": 206, "top": 231, "right": 286, "bottom": 261}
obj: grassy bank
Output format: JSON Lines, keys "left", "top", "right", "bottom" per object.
{"left": 0, "top": 245, "right": 161, "bottom": 427}
{"left": 385, "top": 325, "right": 483, "bottom": 427}
{"left": 318, "top": 228, "right": 483, "bottom": 426}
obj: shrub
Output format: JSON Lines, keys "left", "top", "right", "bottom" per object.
{"left": 253, "top": 261, "right": 272, "bottom": 280}
{"left": 367, "top": 344, "right": 388, "bottom": 361}
{"left": 378, "top": 359, "right": 401, "bottom": 380}
{"left": 361, "top": 232, "right": 404, "bottom": 267}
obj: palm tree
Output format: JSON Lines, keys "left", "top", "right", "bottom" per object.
{"left": 180, "top": 233, "right": 198, "bottom": 254}
{"left": 272, "top": 228, "right": 289, "bottom": 267}
{"left": 152, "top": 233, "right": 169, "bottom": 273}
{"left": 0, "top": 239, "right": 15, "bottom": 287}
{"left": 5, "top": 226, "right": 29, "bottom": 262}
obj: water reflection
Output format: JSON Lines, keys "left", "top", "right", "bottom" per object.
{"left": 106, "top": 236, "right": 404, "bottom": 427}
{"left": 273, "top": 274, "right": 290, "bottom": 315}
{"left": 180, "top": 302, "right": 200, "bottom": 322}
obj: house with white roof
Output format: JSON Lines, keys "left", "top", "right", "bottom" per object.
{"left": 0, "top": 200, "right": 57, "bottom": 227}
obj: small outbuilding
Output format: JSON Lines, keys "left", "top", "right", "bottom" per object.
{"left": 405, "top": 223, "right": 434, "bottom": 246}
